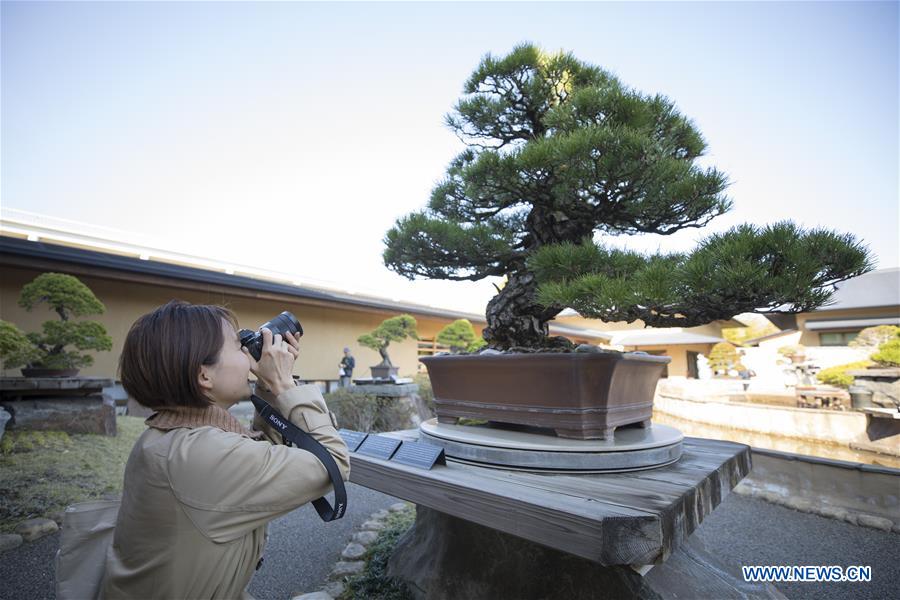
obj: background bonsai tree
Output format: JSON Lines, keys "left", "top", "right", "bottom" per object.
{"left": 0, "top": 273, "right": 112, "bottom": 371}
{"left": 721, "top": 315, "right": 780, "bottom": 346}
{"left": 776, "top": 344, "right": 807, "bottom": 363}
{"left": 0, "top": 320, "right": 42, "bottom": 369}
{"left": 849, "top": 325, "right": 900, "bottom": 349}
{"left": 384, "top": 43, "right": 872, "bottom": 350}
{"left": 436, "top": 319, "right": 487, "bottom": 353}
{"left": 817, "top": 333, "right": 900, "bottom": 388}
{"left": 870, "top": 330, "right": 900, "bottom": 367}
{"left": 357, "top": 314, "right": 418, "bottom": 369}
{"left": 707, "top": 342, "right": 743, "bottom": 377}
{"left": 817, "top": 361, "right": 873, "bottom": 388}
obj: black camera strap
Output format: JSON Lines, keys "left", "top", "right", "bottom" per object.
{"left": 250, "top": 394, "right": 347, "bottom": 522}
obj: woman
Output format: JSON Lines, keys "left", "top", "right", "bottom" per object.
{"left": 101, "top": 300, "right": 350, "bottom": 599}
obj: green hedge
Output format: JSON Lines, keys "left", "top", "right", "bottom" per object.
{"left": 324, "top": 389, "right": 413, "bottom": 432}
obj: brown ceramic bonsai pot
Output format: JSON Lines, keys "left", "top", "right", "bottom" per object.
{"left": 420, "top": 351, "right": 671, "bottom": 440}
{"left": 370, "top": 365, "right": 400, "bottom": 379}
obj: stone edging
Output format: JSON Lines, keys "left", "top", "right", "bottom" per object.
{"left": 1, "top": 493, "right": 120, "bottom": 555}
{"left": 291, "top": 501, "right": 412, "bottom": 600}
{"left": 0, "top": 515, "right": 62, "bottom": 554}
{"left": 733, "top": 482, "right": 899, "bottom": 534}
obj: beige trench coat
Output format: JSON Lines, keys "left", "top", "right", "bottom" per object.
{"left": 100, "top": 385, "right": 350, "bottom": 599}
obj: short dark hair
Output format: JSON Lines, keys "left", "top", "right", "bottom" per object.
{"left": 120, "top": 300, "right": 239, "bottom": 409}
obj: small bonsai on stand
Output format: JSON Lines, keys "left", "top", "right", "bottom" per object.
{"left": 847, "top": 331, "right": 900, "bottom": 411}
{"left": 358, "top": 314, "right": 418, "bottom": 380}
{"left": 777, "top": 344, "right": 808, "bottom": 364}
{"left": 0, "top": 273, "right": 112, "bottom": 377}
{"left": 707, "top": 342, "right": 743, "bottom": 378}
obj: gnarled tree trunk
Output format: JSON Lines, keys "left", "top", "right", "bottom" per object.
{"left": 482, "top": 270, "right": 566, "bottom": 350}
{"left": 378, "top": 346, "right": 392, "bottom": 368}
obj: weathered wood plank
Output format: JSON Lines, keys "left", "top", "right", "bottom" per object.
{"left": 351, "top": 453, "right": 660, "bottom": 565}
{"left": 348, "top": 435, "right": 750, "bottom": 566}
{"left": 617, "top": 443, "right": 751, "bottom": 561}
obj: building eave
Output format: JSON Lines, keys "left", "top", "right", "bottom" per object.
{"left": 0, "top": 236, "right": 487, "bottom": 323}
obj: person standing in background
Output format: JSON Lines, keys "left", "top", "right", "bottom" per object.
{"left": 339, "top": 347, "right": 355, "bottom": 388}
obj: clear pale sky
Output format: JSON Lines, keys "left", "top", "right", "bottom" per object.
{"left": 2, "top": 1, "right": 897, "bottom": 315}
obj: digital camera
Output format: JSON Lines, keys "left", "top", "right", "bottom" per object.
{"left": 239, "top": 311, "right": 303, "bottom": 361}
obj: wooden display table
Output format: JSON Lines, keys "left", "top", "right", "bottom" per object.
{"left": 347, "top": 430, "right": 778, "bottom": 599}
{"left": 0, "top": 377, "right": 116, "bottom": 436}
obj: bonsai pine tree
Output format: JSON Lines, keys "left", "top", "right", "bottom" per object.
{"left": 816, "top": 361, "right": 873, "bottom": 388}
{"left": 436, "top": 319, "right": 487, "bottom": 353}
{"left": 776, "top": 344, "right": 807, "bottom": 362}
{"left": 707, "top": 342, "right": 742, "bottom": 377}
{"left": 870, "top": 330, "right": 900, "bottom": 367}
{"left": 0, "top": 273, "right": 113, "bottom": 370}
{"left": 384, "top": 43, "right": 872, "bottom": 350}
{"left": 849, "top": 325, "right": 900, "bottom": 349}
{"left": 357, "top": 314, "right": 418, "bottom": 369}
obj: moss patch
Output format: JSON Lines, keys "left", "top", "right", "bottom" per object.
{"left": 340, "top": 507, "right": 416, "bottom": 600}
{"left": 0, "top": 416, "right": 145, "bottom": 532}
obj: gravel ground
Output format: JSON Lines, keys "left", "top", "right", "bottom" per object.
{"left": 0, "top": 491, "right": 896, "bottom": 600}
{"left": 0, "top": 529, "right": 60, "bottom": 600}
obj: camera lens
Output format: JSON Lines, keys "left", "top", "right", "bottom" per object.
{"left": 261, "top": 312, "right": 304, "bottom": 339}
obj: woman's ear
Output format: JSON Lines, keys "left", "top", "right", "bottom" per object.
{"left": 198, "top": 364, "right": 215, "bottom": 394}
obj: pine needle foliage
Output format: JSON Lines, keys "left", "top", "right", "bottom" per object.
{"left": 384, "top": 43, "right": 872, "bottom": 348}
{"left": 530, "top": 222, "right": 871, "bottom": 327}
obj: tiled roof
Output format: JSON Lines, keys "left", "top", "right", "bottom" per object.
{"left": 813, "top": 268, "right": 899, "bottom": 312}
{"left": 0, "top": 235, "right": 487, "bottom": 323}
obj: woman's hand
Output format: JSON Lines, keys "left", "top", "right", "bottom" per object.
{"left": 243, "top": 328, "right": 301, "bottom": 396}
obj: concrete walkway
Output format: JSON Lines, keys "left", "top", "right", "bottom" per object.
{"left": 692, "top": 493, "right": 898, "bottom": 600}
{"left": 1, "top": 490, "right": 897, "bottom": 599}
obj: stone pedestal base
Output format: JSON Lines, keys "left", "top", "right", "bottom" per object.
{"left": 1, "top": 396, "right": 116, "bottom": 436}
{"left": 387, "top": 507, "right": 784, "bottom": 600}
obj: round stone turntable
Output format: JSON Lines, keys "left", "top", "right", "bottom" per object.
{"left": 419, "top": 418, "right": 683, "bottom": 473}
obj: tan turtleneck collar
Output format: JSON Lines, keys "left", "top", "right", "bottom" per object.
{"left": 146, "top": 403, "right": 263, "bottom": 439}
